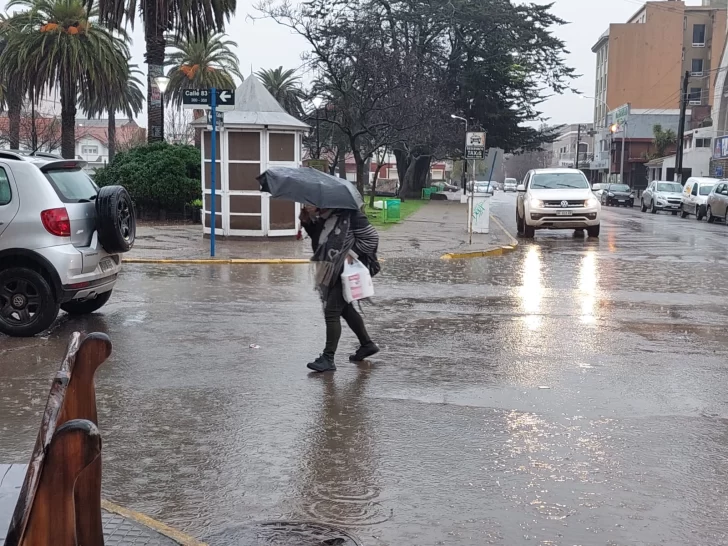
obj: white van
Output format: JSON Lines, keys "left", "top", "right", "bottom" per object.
{"left": 681, "top": 177, "right": 720, "bottom": 220}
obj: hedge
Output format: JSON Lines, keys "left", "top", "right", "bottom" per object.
{"left": 94, "top": 142, "right": 201, "bottom": 214}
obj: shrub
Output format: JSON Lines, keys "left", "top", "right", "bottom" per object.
{"left": 94, "top": 142, "right": 201, "bottom": 214}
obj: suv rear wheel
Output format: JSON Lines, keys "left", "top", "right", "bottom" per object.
{"left": 61, "top": 290, "right": 112, "bottom": 315}
{"left": 96, "top": 186, "right": 136, "bottom": 254}
{"left": 0, "top": 267, "right": 59, "bottom": 337}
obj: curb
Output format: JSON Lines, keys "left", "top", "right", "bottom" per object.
{"left": 440, "top": 214, "right": 519, "bottom": 260}
{"left": 102, "top": 500, "right": 208, "bottom": 546}
{"left": 123, "top": 258, "right": 311, "bottom": 265}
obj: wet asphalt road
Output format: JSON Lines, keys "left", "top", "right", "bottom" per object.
{"left": 3, "top": 193, "right": 728, "bottom": 545}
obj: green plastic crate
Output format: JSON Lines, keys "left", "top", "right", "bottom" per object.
{"left": 384, "top": 199, "right": 401, "bottom": 223}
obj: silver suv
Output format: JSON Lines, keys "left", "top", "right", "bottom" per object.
{"left": 0, "top": 151, "right": 136, "bottom": 337}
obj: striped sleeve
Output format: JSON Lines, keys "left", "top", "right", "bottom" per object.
{"left": 351, "top": 211, "right": 379, "bottom": 256}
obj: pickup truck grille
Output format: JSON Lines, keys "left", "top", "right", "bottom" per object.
{"left": 543, "top": 200, "right": 585, "bottom": 208}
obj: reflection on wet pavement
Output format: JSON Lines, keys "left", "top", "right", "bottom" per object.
{"left": 3, "top": 194, "right": 728, "bottom": 544}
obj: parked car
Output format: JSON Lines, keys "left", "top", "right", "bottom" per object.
{"left": 681, "top": 177, "right": 719, "bottom": 220}
{"left": 600, "top": 183, "right": 634, "bottom": 207}
{"left": 641, "top": 180, "right": 683, "bottom": 214}
{"left": 504, "top": 178, "right": 518, "bottom": 192}
{"left": 474, "top": 181, "right": 494, "bottom": 194}
{"left": 705, "top": 182, "right": 728, "bottom": 223}
{"left": 515, "top": 168, "right": 601, "bottom": 238}
{"left": 0, "top": 151, "right": 136, "bottom": 337}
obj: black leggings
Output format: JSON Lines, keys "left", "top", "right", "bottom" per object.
{"left": 324, "top": 284, "right": 371, "bottom": 358}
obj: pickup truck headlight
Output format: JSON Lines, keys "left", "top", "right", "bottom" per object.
{"left": 530, "top": 198, "right": 543, "bottom": 208}
{"left": 608, "top": 192, "right": 615, "bottom": 197}
{"left": 585, "top": 197, "right": 598, "bottom": 208}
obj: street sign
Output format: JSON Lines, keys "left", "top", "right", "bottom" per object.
{"left": 182, "top": 89, "right": 210, "bottom": 109}
{"left": 206, "top": 110, "right": 224, "bottom": 128}
{"left": 613, "top": 103, "right": 630, "bottom": 125}
{"left": 716, "top": 166, "right": 724, "bottom": 177}
{"left": 215, "top": 89, "right": 235, "bottom": 111}
{"left": 182, "top": 89, "right": 235, "bottom": 111}
{"left": 465, "top": 132, "right": 486, "bottom": 160}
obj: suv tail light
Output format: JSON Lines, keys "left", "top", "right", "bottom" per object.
{"left": 41, "top": 207, "right": 71, "bottom": 237}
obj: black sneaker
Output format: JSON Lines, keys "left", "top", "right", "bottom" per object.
{"left": 307, "top": 354, "right": 336, "bottom": 372}
{"left": 349, "top": 342, "right": 380, "bottom": 362}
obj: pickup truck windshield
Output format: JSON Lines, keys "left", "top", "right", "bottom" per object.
{"left": 531, "top": 173, "right": 589, "bottom": 190}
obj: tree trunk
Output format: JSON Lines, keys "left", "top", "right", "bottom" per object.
{"left": 369, "top": 165, "right": 385, "bottom": 208}
{"left": 7, "top": 91, "right": 21, "bottom": 150}
{"left": 107, "top": 110, "right": 116, "bottom": 164}
{"left": 355, "top": 158, "right": 366, "bottom": 197}
{"left": 329, "top": 148, "right": 340, "bottom": 176}
{"left": 59, "top": 84, "right": 76, "bottom": 159}
{"left": 145, "top": 9, "right": 166, "bottom": 143}
{"left": 193, "top": 109, "right": 204, "bottom": 148}
{"left": 338, "top": 154, "right": 347, "bottom": 179}
{"left": 399, "top": 154, "right": 432, "bottom": 200}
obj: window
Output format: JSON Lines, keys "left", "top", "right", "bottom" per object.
{"left": 0, "top": 168, "right": 10, "bottom": 206}
{"left": 691, "top": 184, "right": 699, "bottom": 196}
{"left": 530, "top": 173, "right": 589, "bottom": 190}
{"left": 44, "top": 168, "right": 98, "bottom": 203}
{"left": 691, "top": 58, "right": 704, "bottom": 75}
{"left": 722, "top": 186, "right": 728, "bottom": 196}
{"left": 693, "top": 24, "right": 706, "bottom": 45}
{"left": 700, "top": 184, "right": 715, "bottom": 196}
{"left": 689, "top": 87, "right": 702, "bottom": 104}
{"left": 657, "top": 182, "right": 682, "bottom": 193}
{"left": 81, "top": 145, "right": 98, "bottom": 156}
{"left": 696, "top": 138, "right": 711, "bottom": 148}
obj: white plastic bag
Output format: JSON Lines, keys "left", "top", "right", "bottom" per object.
{"left": 341, "top": 254, "right": 374, "bottom": 303}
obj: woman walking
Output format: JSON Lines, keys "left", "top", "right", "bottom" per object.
{"left": 301, "top": 206, "right": 380, "bottom": 372}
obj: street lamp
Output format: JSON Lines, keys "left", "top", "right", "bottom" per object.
{"left": 152, "top": 76, "right": 171, "bottom": 142}
{"left": 451, "top": 114, "right": 469, "bottom": 191}
{"left": 311, "top": 96, "right": 324, "bottom": 159}
{"left": 154, "top": 75, "right": 170, "bottom": 94}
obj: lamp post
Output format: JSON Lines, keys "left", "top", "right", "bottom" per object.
{"left": 311, "top": 96, "right": 323, "bottom": 159}
{"left": 153, "top": 76, "right": 171, "bottom": 141}
{"left": 451, "top": 114, "right": 469, "bottom": 191}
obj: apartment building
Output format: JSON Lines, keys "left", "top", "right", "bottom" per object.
{"left": 549, "top": 123, "right": 595, "bottom": 169}
{"left": 592, "top": 1, "right": 725, "bottom": 128}
{"left": 590, "top": 0, "right": 725, "bottom": 184}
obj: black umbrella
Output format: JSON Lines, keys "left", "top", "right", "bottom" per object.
{"left": 258, "top": 167, "right": 364, "bottom": 210}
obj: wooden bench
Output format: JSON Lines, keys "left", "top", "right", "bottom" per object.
{"left": 1, "top": 332, "right": 111, "bottom": 546}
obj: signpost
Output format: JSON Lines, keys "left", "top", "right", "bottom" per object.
{"left": 465, "top": 132, "right": 486, "bottom": 160}
{"left": 182, "top": 88, "right": 235, "bottom": 256}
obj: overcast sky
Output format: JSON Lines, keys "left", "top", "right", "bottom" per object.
{"left": 0, "top": 0, "right": 706, "bottom": 126}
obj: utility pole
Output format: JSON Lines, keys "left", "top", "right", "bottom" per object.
{"left": 675, "top": 70, "right": 690, "bottom": 184}
{"left": 620, "top": 121, "right": 626, "bottom": 185}
{"left": 575, "top": 124, "right": 582, "bottom": 170}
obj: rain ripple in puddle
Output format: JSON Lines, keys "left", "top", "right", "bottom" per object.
{"left": 299, "top": 481, "right": 391, "bottom": 527}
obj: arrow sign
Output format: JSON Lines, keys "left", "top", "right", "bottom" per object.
{"left": 182, "top": 88, "right": 235, "bottom": 111}
{"left": 214, "top": 89, "right": 235, "bottom": 111}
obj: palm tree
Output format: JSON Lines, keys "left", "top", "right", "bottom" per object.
{"left": 79, "top": 63, "right": 144, "bottom": 163}
{"left": 165, "top": 33, "right": 242, "bottom": 116}
{"left": 0, "top": 0, "right": 131, "bottom": 158}
{"left": 257, "top": 66, "right": 305, "bottom": 117}
{"left": 0, "top": 20, "right": 25, "bottom": 149}
{"left": 94, "top": 0, "right": 236, "bottom": 143}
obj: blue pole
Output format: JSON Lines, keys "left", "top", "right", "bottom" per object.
{"left": 486, "top": 150, "right": 498, "bottom": 192}
{"left": 210, "top": 88, "right": 217, "bottom": 257}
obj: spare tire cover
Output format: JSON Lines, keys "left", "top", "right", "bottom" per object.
{"left": 96, "top": 185, "right": 136, "bottom": 254}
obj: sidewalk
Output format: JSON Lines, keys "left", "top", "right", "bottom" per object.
{"left": 127, "top": 224, "right": 313, "bottom": 262}
{"left": 126, "top": 199, "right": 515, "bottom": 263}
{"left": 379, "top": 199, "right": 514, "bottom": 259}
